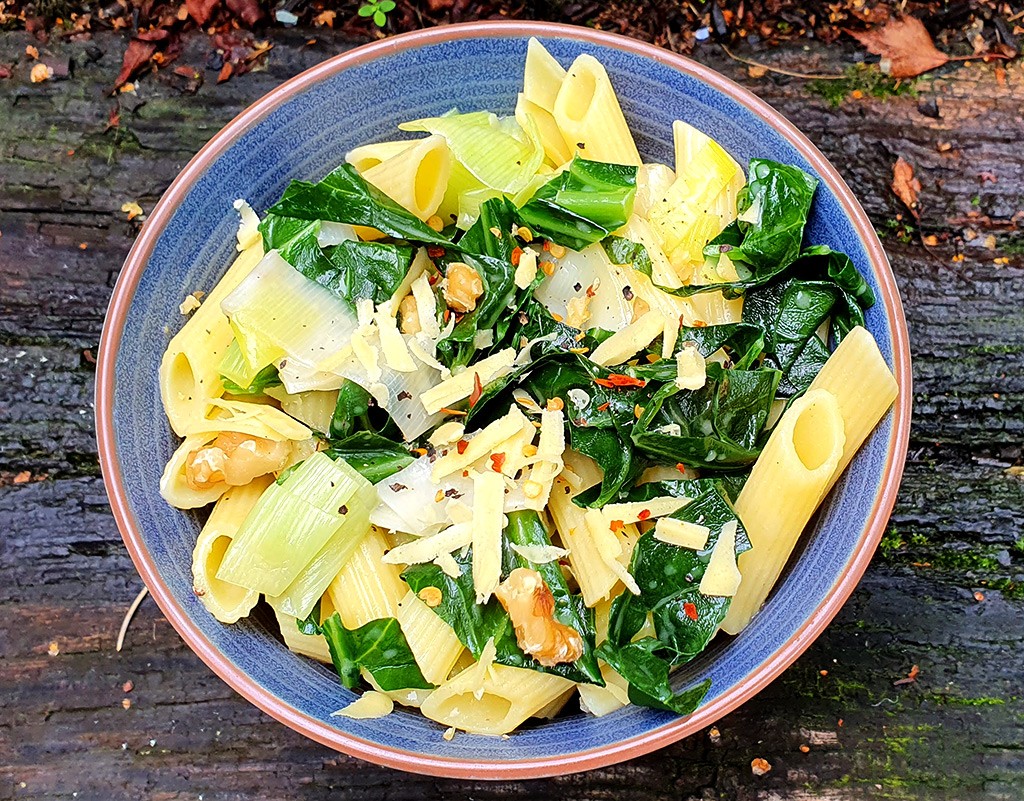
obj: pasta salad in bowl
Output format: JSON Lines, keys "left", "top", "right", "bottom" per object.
{"left": 97, "top": 23, "right": 910, "bottom": 778}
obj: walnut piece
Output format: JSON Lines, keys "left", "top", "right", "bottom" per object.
{"left": 398, "top": 294, "right": 421, "bottom": 335}
{"left": 442, "top": 262, "right": 484, "bottom": 313}
{"left": 185, "top": 431, "right": 289, "bottom": 490}
{"left": 494, "top": 567, "right": 583, "bottom": 667}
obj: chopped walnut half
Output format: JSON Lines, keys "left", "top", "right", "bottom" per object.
{"left": 185, "top": 431, "right": 289, "bottom": 490}
{"left": 442, "top": 262, "right": 484, "bottom": 313}
{"left": 494, "top": 568, "right": 583, "bottom": 667}
{"left": 398, "top": 294, "right": 421, "bottom": 335}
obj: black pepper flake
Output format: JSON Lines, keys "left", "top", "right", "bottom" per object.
{"left": 444, "top": 488, "right": 463, "bottom": 499}
{"left": 573, "top": 282, "right": 582, "bottom": 292}
{"left": 397, "top": 390, "right": 412, "bottom": 401}
{"left": 622, "top": 286, "right": 634, "bottom": 301}
{"left": 338, "top": 505, "right": 348, "bottom": 515}
{"left": 389, "top": 482, "right": 408, "bottom": 492}
{"left": 576, "top": 142, "right": 585, "bottom": 149}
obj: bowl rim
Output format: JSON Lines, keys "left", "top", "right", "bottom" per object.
{"left": 96, "top": 19, "right": 912, "bottom": 780}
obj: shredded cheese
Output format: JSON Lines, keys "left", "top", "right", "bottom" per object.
{"left": 233, "top": 199, "right": 261, "bottom": 251}
{"left": 472, "top": 471, "right": 506, "bottom": 603}
{"left": 599, "top": 497, "right": 691, "bottom": 525}
{"left": 373, "top": 307, "right": 417, "bottom": 372}
{"left": 381, "top": 523, "right": 473, "bottom": 565}
{"left": 699, "top": 520, "right": 742, "bottom": 597}
{"left": 675, "top": 341, "right": 707, "bottom": 390}
{"left": 583, "top": 509, "right": 641, "bottom": 595}
{"left": 510, "top": 543, "right": 569, "bottom": 564}
{"left": 431, "top": 406, "right": 528, "bottom": 481}
{"left": 589, "top": 311, "right": 668, "bottom": 367}
{"left": 410, "top": 272, "right": 441, "bottom": 339}
{"left": 434, "top": 552, "right": 462, "bottom": 578}
{"left": 420, "top": 349, "right": 517, "bottom": 415}
{"left": 464, "top": 638, "right": 498, "bottom": 700}
{"left": 514, "top": 247, "right": 539, "bottom": 289}
{"left": 654, "top": 517, "right": 710, "bottom": 550}
{"left": 523, "top": 408, "right": 565, "bottom": 510}
{"left": 428, "top": 421, "right": 466, "bottom": 447}
{"left": 662, "top": 313, "right": 681, "bottom": 360}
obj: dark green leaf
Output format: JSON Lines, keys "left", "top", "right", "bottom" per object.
{"left": 323, "top": 432, "right": 414, "bottom": 484}
{"left": 318, "top": 240, "right": 415, "bottom": 307}
{"left": 296, "top": 600, "right": 322, "bottom": 636}
{"left": 632, "top": 363, "right": 781, "bottom": 471}
{"left": 221, "top": 363, "right": 282, "bottom": 395}
{"left": 402, "top": 546, "right": 601, "bottom": 684}
{"left": 329, "top": 380, "right": 373, "bottom": 440}
{"left": 607, "top": 484, "right": 750, "bottom": 665}
{"left": 268, "top": 164, "right": 451, "bottom": 245}
{"left": 519, "top": 157, "right": 637, "bottom": 251}
{"left": 320, "top": 613, "right": 433, "bottom": 691}
{"left": 596, "top": 638, "right": 711, "bottom": 715}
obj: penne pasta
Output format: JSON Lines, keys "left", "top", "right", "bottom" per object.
{"left": 362, "top": 134, "right": 452, "bottom": 221}
{"left": 191, "top": 477, "right": 272, "bottom": 623}
{"left": 420, "top": 662, "right": 575, "bottom": 736}
{"left": 160, "top": 241, "right": 264, "bottom": 436}
{"left": 396, "top": 590, "right": 465, "bottom": 686}
{"left": 721, "top": 389, "right": 847, "bottom": 633}
{"left": 553, "top": 54, "right": 641, "bottom": 166}
{"left": 327, "top": 527, "right": 407, "bottom": 629}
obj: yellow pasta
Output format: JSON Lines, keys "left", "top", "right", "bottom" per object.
{"left": 346, "top": 139, "right": 417, "bottom": 173}
{"left": 361, "top": 134, "right": 451, "bottom": 221}
{"left": 552, "top": 54, "right": 641, "bottom": 166}
{"left": 327, "top": 527, "right": 407, "bottom": 629}
{"left": 159, "top": 241, "right": 264, "bottom": 436}
{"left": 396, "top": 590, "right": 465, "bottom": 686}
{"left": 516, "top": 93, "right": 572, "bottom": 167}
{"left": 577, "top": 663, "right": 631, "bottom": 717}
{"left": 420, "top": 662, "right": 575, "bottom": 735}
{"left": 807, "top": 325, "right": 900, "bottom": 479}
{"left": 191, "top": 477, "right": 271, "bottom": 623}
{"left": 523, "top": 37, "right": 566, "bottom": 111}
{"left": 721, "top": 389, "right": 847, "bottom": 633}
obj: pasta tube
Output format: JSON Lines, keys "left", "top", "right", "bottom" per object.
{"left": 191, "top": 477, "right": 272, "bottom": 623}
{"left": 159, "top": 241, "right": 264, "bottom": 436}
{"left": 362, "top": 134, "right": 452, "bottom": 221}
{"left": 721, "top": 389, "right": 846, "bottom": 633}
{"left": 396, "top": 590, "right": 464, "bottom": 685}
{"left": 420, "top": 662, "right": 575, "bottom": 735}
{"left": 327, "top": 527, "right": 407, "bottom": 629}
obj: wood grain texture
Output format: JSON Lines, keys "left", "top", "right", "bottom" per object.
{"left": 1, "top": 28, "right": 1023, "bottom": 801}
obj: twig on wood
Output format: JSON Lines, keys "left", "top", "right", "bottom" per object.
{"left": 720, "top": 45, "right": 846, "bottom": 80}
{"left": 116, "top": 586, "right": 150, "bottom": 652}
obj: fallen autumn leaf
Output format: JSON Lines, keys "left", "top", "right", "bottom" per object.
{"left": 850, "top": 16, "right": 948, "bottom": 79}
{"left": 891, "top": 156, "right": 922, "bottom": 217}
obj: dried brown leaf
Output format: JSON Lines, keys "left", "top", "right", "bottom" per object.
{"left": 114, "top": 38, "right": 157, "bottom": 88}
{"left": 849, "top": 16, "right": 948, "bottom": 79}
{"left": 185, "top": 0, "right": 219, "bottom": 25}
{"left": 891, "top": 156, "right": 922, "bottom": 218}
{"left": 225, "top": 0, "right": 263, "bottom": 27}
{"left": 217, "top": 61, "right": 233, "bottom": 83}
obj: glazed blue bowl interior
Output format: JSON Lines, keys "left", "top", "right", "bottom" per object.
{"left": 111, "top": 30, "right": 897, "bottom": 764}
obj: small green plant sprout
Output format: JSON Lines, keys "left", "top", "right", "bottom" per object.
{"left": 358, "top": 0, "right": 396, "bottom": 27}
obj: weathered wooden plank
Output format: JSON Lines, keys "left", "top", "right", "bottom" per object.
{"left": 1, "top": 25, "right": 1023, "bottom": 801}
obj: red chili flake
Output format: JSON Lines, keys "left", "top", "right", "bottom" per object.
{"left": 511, "top": 246, "right": 523, "bottom": 267}
{"left": 427, "top": 246, "right": 446, "bottom": 259}
{"left": 585, "top": 284, "right": 597, "bottom": 298}
{"left": 596, "top": 401, "right": 610, "bottom": 412}
{"left": 412, "top": 447, "right": 428, "bottom": 456}
{"left": 683, "top": 602, "right": 698, "bottom": 621}
{"left": 490, "top": 452, "right": 506, "bottom": 473}
{"left": 443, "top": 308, "right": 451, "bottom": 323}
{"left": 427, "top": 272, "right": 440, "bottom": 285}
{"left": 456, "top": 439, "right": 469, "bottom": 455}
{"left": 469, "top": 373, "right": 483, "bottom": 408}
{"left": 637, "top": 509, "right": 652, "bottom": 521}
{"left": 593, "top": 374, "right": 647, "bottom": 389}
{"left": 462, "top": 469, "right": 470, "bottom": 477}
{"left": 691, "top": 320, "right": 707, "bottom": 328}
{"left": 609, "top": 520, "right": 625, "bottom": 534}
{"left": 542, "top": 240, "right": 551, "bottom": 252}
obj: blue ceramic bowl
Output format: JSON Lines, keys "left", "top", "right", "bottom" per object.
{"left": 97, "top": 21, "right": 911, "bottom": 779}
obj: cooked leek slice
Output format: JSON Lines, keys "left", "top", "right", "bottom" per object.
{"left": 216, "top": 451, "right": 373, "bottom": 600}
{"left": 399, "top": 111, "right": 544, "bottom": 195}
{"left": 220, "top": 250, "right": 357, "bottom": 372}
